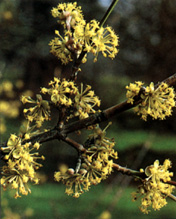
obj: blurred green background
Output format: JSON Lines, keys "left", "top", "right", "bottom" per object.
{"left": 1, "top": 0, "right": 176, "bottom": 218}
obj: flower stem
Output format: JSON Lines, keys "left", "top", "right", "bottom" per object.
{"left": 112, "top": 163, "right": 146, "bottom": 178}
{"left": 100, "top": 0, "right": 119, "bottom": 27}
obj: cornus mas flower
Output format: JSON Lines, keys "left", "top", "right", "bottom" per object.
{"left": 54, "top": 168, "right": 91, "bottom": 198}
{"left": 74, "top": 84, "right": 101, "bottom": 119}
{"left": 51, "top": 2, "right": 84, "bottom": 29}
{"left": 126, "top": 82, "right": 175, "bottom": 120}
{"left": 49, "top": 2, "right": 86, "bottom": 64}
{"left": 41, "top": 77, "right": 100, "bottom": 121}
{"left": 1, "top": 134, "right": 44, "bottom": 198}
{"left": 83, "top": 20, "right": 119, "bottom": 62}
{"left": 126, "top": 81, "right": 144, "bottom": 104}
{"left": 49, "top": 32, "right": 73, "bottom": 65}
{"left": 41, "top": 77, "right": 77, "bottom": 107}
{"left": 135, "top": 82, "right": 175, "bottom": 120}
{"left": 132, "top": 159, "right": 175, "bottom": 214}
{"left": 21, "top": 94, "right": 50, "bottom": 128}
{"left": 49, "top": 3, "right": 119, "bottom": 64}
{"left": 54, "top": 125, "right": 118, "bottom": 198}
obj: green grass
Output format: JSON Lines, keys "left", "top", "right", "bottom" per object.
{"left": 2, "top": 183, "right": 176, "bottom": 219}
{"left": 108, "top": 128, "right": 176, "bottom": 151}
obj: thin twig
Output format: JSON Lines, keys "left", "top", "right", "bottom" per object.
{"left": 168, "top": 194, "right": 176, "bottom": 202}
{"left": 165, "top": 180, "right": 176, "bottom": 187}
{"left": 112, "top": 163, "right": 146, "bottom": 178}
{"left": 100, "top": 0, "right": 119, "bottom": 27}
{"left": 62, "top": 137, "right": 86, "bottom": 152}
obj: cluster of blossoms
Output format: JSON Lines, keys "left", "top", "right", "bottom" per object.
{"left": 41, "top": 77, "right": 77, "bottom": 107}
{"left": 1, "top": 134, "right": 44, "bottom": 198}
{"left": 126, "top": 81, "right": 144, "bottom": 104}
{"left": 49, "top": 2, "right": 119, "bottom": 64}
{"left": 21, "top": 94, "right": 51, "bottom": 128}
{"left": 132, "top": 159, "right": 175, "bottom": 214}
{"left": 126, "top": 82, "right": 175, "bottom": 120}
{"left": 54, "top": 125, "right": 118, "bottom": 198}
{"left": 41, "top": 77, "right": 101, "bottom": 120}
{"left": 72, "top": 83, "right": 101, "bottom": 119}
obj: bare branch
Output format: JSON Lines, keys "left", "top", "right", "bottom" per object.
{"left": 23, "top": 129, "right": 59, "bottom": 144}
{"left": 112, "top": 163, "right": 146, "bottom": 178}
{"left": 62, "top": 137, "right": 86, "bottom": 152}
{"left": 1, "top": 73, "right": 176, "bottom": 149}
{"left": 63, "top": 73, "right": 176, "bottom": 134}
{"left": 165, "top": 180, "right": 176, "bottom": 187}
{"left": 168, "top": 194, "right": 176, "bottom": 202}
{"left": 158, "top": 72, "right": 176, "bottom": 88}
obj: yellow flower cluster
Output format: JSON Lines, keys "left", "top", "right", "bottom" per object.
{"left": 126, "top": 81, "right": 144, "bottom": 104}
{"left": 135, "top": 82, "right": 175, "bottom": 120}
{"left": 49, "top": 32, "right": 74, "bottom": 65}
{"left": 49, "top": 2, "right": 119, "bottom": 64}
{"left": 74, "top": 84, "right": 101, "bottom": 119}
{"left": 41, "top": 77, "right": 77, "bottom": 106}
{"left": 51, "top": 2, "right": 84, "bottom": 28}
{"left": 132, "top": 159, "right": 175, "bottom": 214}
{"left": 1, "top": 134, "right": 44, "bottom": 198}
{"left": 41, "top": 77, "right": 101, "bottom": 120}
{"left": 126, "top": 82, "right": 175, "bottom": 120}
{"left": 82, "top": 20, "right": 119, "bottom": 62}
{"left": 54, "top": 125, "right": 118, "bottom": 198}
{"left": 21, "top": 94, "right": 51, "bottom": 128}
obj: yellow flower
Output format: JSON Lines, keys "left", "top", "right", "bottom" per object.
{"left": 22, "top": 94, "right": 50, "bottom": 127}
{"left": 76, "top": 20, "right": 119, "bottom": 62}
{"left": 33, "top": 142, "right": 40, "bottom": 150}
{"left": 126, "top": 81, "right": 144, "bottom": 104}
{"left": 74, "top": 84, "right": 101, "bottom": 119}
{"left": 135, "top": 82, "right": 175, "bottom": 120}
{"left": 91, "top": 23, "right": 119, "bottom": 62}
{"left": 49, "top": 4, "right": 119, "bottom": 64}
{"left": 21, "top": 96, "right": 34, "bottom": 104}
{"left": 54, "top": 124, "right": 118, "bottom": 198}
{"left": 132, "top": 159, "right": 175, "bottom": 214}
{"left": 1, "top": 134, "right": 21, "bottom": 155}
{"left": 12, "top": 181, "right": 19, "bottom": 189}
{"left": 49, "top": 32, "right": 73, "bottom": 65}
{"left": 51, "top": 2, "right": 84, "bottom": 29}
{"left": 24, "top": 133, "right": 30, "bottom": 140}
{"left": 1, "top": 135, "right": 43, "bottom": 198}
{"left": 41, "top": 78, "right": 77, "bottom": 107}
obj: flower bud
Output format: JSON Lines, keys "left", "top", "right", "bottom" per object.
{"left": 67, "top": 168, "right": 75, "bottom": 175}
